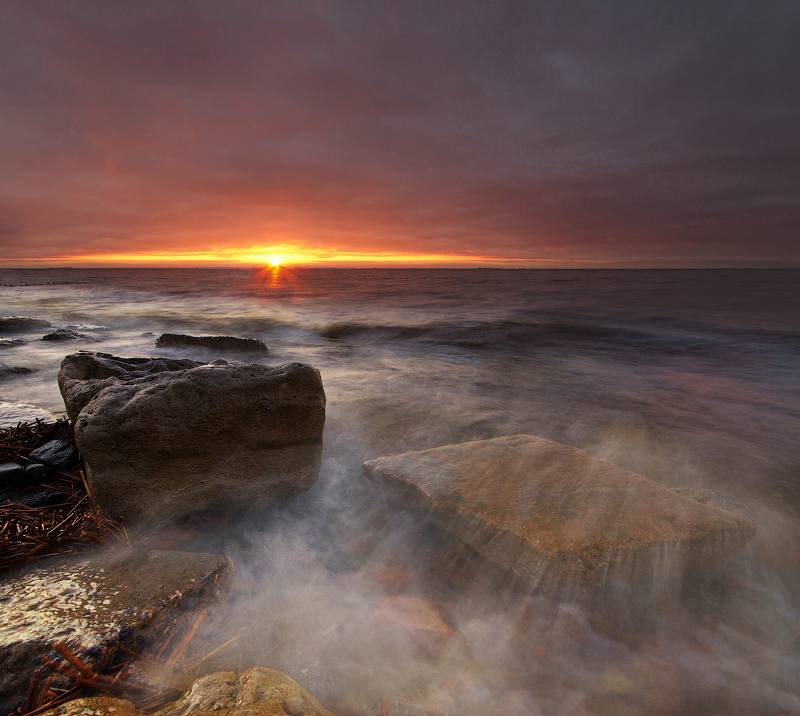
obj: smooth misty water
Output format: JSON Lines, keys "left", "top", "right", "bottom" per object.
{"left": 1, "top": 268, "right": 799, "bottom": 714}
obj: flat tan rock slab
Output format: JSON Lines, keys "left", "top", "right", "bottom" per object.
{"left": 363, "top": 435, "right": 756, "bottom": 595}
{"left": 0, "top": 550, "right": 230, "bottom": 713}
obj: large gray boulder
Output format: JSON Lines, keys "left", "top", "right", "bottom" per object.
{"left": 0, "top": 549, "right": 230, "bottom": 714}
{"left": 58, "top": 353, "right": 325, "bottom": 522}
{"left": 363, "top": 435, "right": 756, "bottom": 598}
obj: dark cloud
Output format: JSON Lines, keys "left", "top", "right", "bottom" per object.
{"left": 1, "top": 0, "right": 798, "bottom": 265}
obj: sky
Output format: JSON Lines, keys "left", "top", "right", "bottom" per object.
{"left": 0, "top": 0, "right": 798, "bottom": 268}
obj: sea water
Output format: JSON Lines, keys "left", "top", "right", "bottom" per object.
{"left": 0, "top": 268, "right": 798, "bottom": 714}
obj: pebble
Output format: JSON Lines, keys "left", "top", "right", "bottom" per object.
{"left": 28, "top": 440, "right": 79, "bottom": 471}
{"left": 0, "top": 462, "right": 24, "bottom": 487}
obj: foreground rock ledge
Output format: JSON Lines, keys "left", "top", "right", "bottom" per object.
{"left": 0, "top": 549, "right": 230, "bottom": 714}
{"left": 58, "top": 353, "right": 325, "bottom": 522}
{"left": 40, "top": 668, "right": 337, "bottom": 716}
{"left": 363, "top": 435, "right": 756, "bottom": 596}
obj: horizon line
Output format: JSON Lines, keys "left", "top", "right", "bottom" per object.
{"left": 1, "top": 264, "right": 797, "bottom": 270}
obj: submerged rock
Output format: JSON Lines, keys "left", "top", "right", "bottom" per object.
{"left": 372, "top": 595, "right": 454, "bottom": 643}
{"left": 58, "top": 352, "right": 325, "bottom": 522}
{"left": 0, "top": 549, "right": 230, "bottom": 713}
{"left": 159, "top": 667, "right": 337, "bottom": 716}
{"left": 156, "top": 333, "right": 268, "bottom": 354}
{"left": 0, "top": 316, "right": 50, "bottom": 332}
{"left": 0, "top": 339, "right": 25, "bottom": 348}
{"left": 0, "top": 366, "right": 33, "bottom": 379}
{"left": 42, "top": 328, "right": 93, "bottom": 341}
{"left": 363, "top": 435, "right": 756, "bottom": 598}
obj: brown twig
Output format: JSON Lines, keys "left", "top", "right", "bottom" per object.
{"left": 165, "top": 610, "right": 207, "bottom": 669}
{"left": 78, "top": 469, "right": 100, "bottom": 527}
{"left": 188, "top": 634, "right": 240, "bottom": 667}
{"left": 54, "top": 642, "right": 95, "bottom": 678}
{"left": 21, "top": 687, "right": 80, "bottom": 716}
{"left": 35, "top": 678, "right": 53, "bottom": 710}
{"left": 22, "top": 669, "right": 41, "bottom": 713}
{"left": 155, "top": 627, "right": 178, "bottom": 659}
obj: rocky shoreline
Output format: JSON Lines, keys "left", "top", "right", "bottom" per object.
{"left": 0, "top": 320, "right": 761, "bottom": 716}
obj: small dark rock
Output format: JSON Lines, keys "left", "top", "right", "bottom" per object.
{"left": 0, "top": 316, "right": 51, "bottom": 332}
{"left": 28, "top": 439, "right": 79, "bottom": 471}
{"left": 42, "top": 328, "right": 92, "bottom": 342}
{"left": 0, "top": 366, "right": 33, "bottom": 380}
{"left": 156, "top": 333, "right": 268, "bottom": 354}
{"left": 0, "top": 339, "right": 24, "bottom": 349}
{"left": 0, "top": 486, "right": 66, "bottom": 508}
{"left": 0, "top": 462, "right": 24, "bottom": 487}
{"left": 22, "top": 463, "right": 48, "bottom": 483}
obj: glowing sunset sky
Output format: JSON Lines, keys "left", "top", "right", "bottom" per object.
{"left": 1, "top": 2, "right": 798, "bottom": 267}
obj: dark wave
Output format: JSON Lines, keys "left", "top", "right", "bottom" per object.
{"left": 319, "top": 319, "right": 660, "bottom": 349}
{"left": 317, "top": 318, "right": 800, "bottom": 357}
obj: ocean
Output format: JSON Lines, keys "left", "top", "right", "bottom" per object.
{"left": 1, "top": 267, "right": 799, "bottom": 714}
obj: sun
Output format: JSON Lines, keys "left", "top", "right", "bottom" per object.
{"left": 268, "top": 256, "right": 282, "bottom": 268}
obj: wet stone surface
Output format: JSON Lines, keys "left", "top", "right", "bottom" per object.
{"left": 0, "top": 400, "right": 59, "bottom": 429}
{"left": 364, "top": 435, "right": 757, "bottom": 599}
{"left": 0, "top": 549, "right": 231, "bottom": 713}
